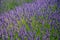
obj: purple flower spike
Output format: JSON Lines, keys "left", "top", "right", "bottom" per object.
{"left": 2, "top": 27, "right": 8, "bottom": 35}
{"left": 19, "top": 26, "right": 27, "bottom": 37}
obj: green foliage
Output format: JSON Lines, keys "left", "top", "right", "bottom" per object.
{"left": 44, "top": 22, "right": 50, "bottom": 29}
{"left": 48, "top": 4, "right": 57, "bottom": 13}
{"left": 8, "top": 35, "right": 10, "bottom": 40}
{"left": 50, "top": 34, "right": 58, "bottom": 40}
{"left": 6, "top": 1, "right": 19, "bottom": 11}
{"left": 0, "top": 37, "right": 2, "bottom": 40}
{"left": 31, "top": 15, "right": 43, "bottom": 38}
{"left": 1, "top": 0, "right": 23, "bottom": 12}
{"left": 7, "top": 23, "right": 14, "bottom": 29}
{"left": 39, "top": 15, "right": 45, "bottom": 20}
{"left": 52, "top": 4, "right": 57, "bottom": 12}
{"left": 7, "top": 2, "right": 16, "bottom": 10}
{"left": 25, "top": 0, "right": 33, "bottom": 3}
{"left": 24, "top": 36, "right": 28, "bottom": 40}
{"left": 14, "top": 32, "right": 18, "bottom": 40}
{"left": 50, "top": 27, "right": 59, "bottom": 40}
{"left": 0, "top": 0, "right": 34, "bottom": 13}
{"left": 17, "top": 20, "right": 22, "bottom": 29}
{"left": 21, "top": 17, "right": 30, "bottom": 31}
{"left": 40, "top": 33, "right": 43, "bottom": 40}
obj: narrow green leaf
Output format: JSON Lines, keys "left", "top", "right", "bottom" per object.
{"left": 17, "top": 20, "right": 22, "bottom": 28}
{"left": 21, "top": 17, "right": 30, "bottom": 31}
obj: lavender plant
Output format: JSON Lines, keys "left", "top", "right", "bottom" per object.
{"left": 0, "top": 0, "right": 60, "bottom": 40}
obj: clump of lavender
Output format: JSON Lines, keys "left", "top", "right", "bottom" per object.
{"left": 0, "top": 0, "right": 60, "bottom": 40}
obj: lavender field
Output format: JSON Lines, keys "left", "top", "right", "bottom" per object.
{"left": 0, "top": 0, "right": 60, "bottom": 40}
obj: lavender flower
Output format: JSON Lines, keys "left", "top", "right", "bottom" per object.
{"left": 0, "top": 0, "right": 59, "bottom": 40}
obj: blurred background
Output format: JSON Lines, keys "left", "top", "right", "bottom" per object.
{"left": 0, "top": 0, "right": 34, "bottom": 13}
